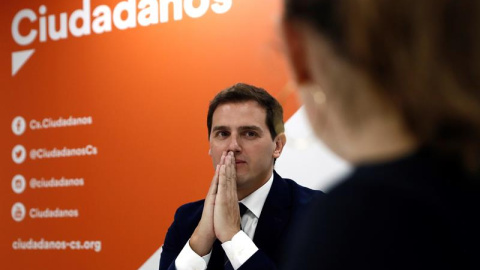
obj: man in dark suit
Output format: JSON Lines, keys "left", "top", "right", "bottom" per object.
{"left": 159, "top": 83, "right": 322, "bottom": 270}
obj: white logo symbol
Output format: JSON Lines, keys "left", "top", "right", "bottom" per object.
{"left": 12, "top": 116, "right": 26, "bottom": 136}
{"left": 12, "top": 145, "right": 27, "bottom": 164}
{"left": 12, "top": 202, "right": 26, "bottom": 222}
{"left": 12, "top": 174, "right": 26, "bottom": 194}
{"left": 12, "top": 50, "right": 35, "bottom": 76}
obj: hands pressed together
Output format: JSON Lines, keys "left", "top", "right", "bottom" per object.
{"left": 190, "top": 151, "right": 242, "bottom": 256}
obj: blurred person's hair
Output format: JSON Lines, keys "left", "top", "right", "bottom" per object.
{"left": 207, "top": 83, "right": 285, "bottom": 141}
{"left": 285, "top": 0, "right": 480, "bottom": 172}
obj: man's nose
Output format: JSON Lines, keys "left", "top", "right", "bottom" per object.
{"left": 227, "top": 135, "right": 241, "bottom": 152}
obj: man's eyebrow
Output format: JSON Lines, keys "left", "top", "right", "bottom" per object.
{"left": 212, "top": 126, "right": 230, "bottom": 132}
{"left": 239, "top": 126, "right": 263, "bottom": 132}
{"left": 211, "top": 126, "right": 263, "bottom": 132}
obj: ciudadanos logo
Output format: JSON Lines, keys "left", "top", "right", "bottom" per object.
{"left": 10, "top": 0, "right": 232, "bottom": 76}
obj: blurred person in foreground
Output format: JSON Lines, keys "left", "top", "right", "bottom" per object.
{"left": 281, "top": 0, "right": 480, "bottom": 269}
{"left": 159, "top": 83, "right": 323, "bottom": 270}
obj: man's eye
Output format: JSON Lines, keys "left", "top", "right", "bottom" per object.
{"left": 245, "top": 131, "right": 258, "bottom": 137}
{"left": 216, "top": 131, "right": 229, "bottom": 137}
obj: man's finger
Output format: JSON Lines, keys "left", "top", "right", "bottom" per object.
{"left": 225, "top": 152, "right": 232, "bottom": 189}
{"left": 225, "top": 152, "right": 237, "bottom": 190}
{"left": 229, "top": 153, "right": 237, "bottom": 192}
{"left": 207, "top": 165, "right": 220, "bottom": 196}
{"left": 219, "top": 151, "right": 226, "bottom": 166}
{"left": 217, "top": 164, "right": 227, "bottom": 196}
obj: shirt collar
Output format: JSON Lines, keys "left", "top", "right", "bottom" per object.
{"left": 239, "top": 172, "right": 274, "bottom": 219}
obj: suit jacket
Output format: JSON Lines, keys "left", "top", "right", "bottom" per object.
{"left": 283, "top": 147, "right": 480, "bottom": 270}
{"left": 159, "top": 171, "right": 323, "bottom": 270}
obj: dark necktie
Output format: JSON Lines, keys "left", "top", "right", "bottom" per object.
{"left": 224, "top": 203, "right": 249, "bottom": 270}
{"left": 239, "top": 203, "right": 248, "bottom": 219}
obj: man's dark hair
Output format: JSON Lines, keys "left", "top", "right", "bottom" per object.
{"left": 207, "top": 83, "right": 284, "bottom": 140}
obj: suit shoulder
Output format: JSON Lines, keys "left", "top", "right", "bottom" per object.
{"left": 170, "top": 199, "right": 205, "bottom": 227}
{"left": 174, "top": 199, "right": 204, "bottom": 217}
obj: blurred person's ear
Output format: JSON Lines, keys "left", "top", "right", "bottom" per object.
{"left": 282, "top": 21, "right": 312, "bottom": 85}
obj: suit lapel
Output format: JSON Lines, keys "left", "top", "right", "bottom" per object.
{"left": 253, "top": 171, "right": 292, "bottom": 260}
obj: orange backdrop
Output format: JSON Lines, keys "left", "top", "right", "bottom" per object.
{"left": 1, "top": 0, "right": 300, "bottom": 269}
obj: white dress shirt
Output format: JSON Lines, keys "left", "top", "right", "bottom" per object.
{"left": 174, "top": 173, "right": 274, "bottom": 270}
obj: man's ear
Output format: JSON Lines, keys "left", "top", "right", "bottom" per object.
{"left": 282, "top": 20, "right": 312, "bottom": 84}
{"left": 208, "top": 148, "right": 211, "bottom": 156}
{"left": 273, "top": 133, "right": 287, "bottom": 158}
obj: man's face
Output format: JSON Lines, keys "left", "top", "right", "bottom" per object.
{"left": 209, "top": 101, "right": 281, "bottom": 198}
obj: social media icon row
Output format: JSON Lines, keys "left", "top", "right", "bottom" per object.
{"left": 12, "top": 117, "right": 27, "bottom": 221}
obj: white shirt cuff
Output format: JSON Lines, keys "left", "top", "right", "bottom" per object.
{"left": 174, "top": 239, "right": 211, "bottom": 270}
{"left": 221, "top": 231, "right": 259, "bottom": 270}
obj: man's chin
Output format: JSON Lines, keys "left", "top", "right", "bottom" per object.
{"left": 235, "top": 174, "right": 249, "bottom": 186}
